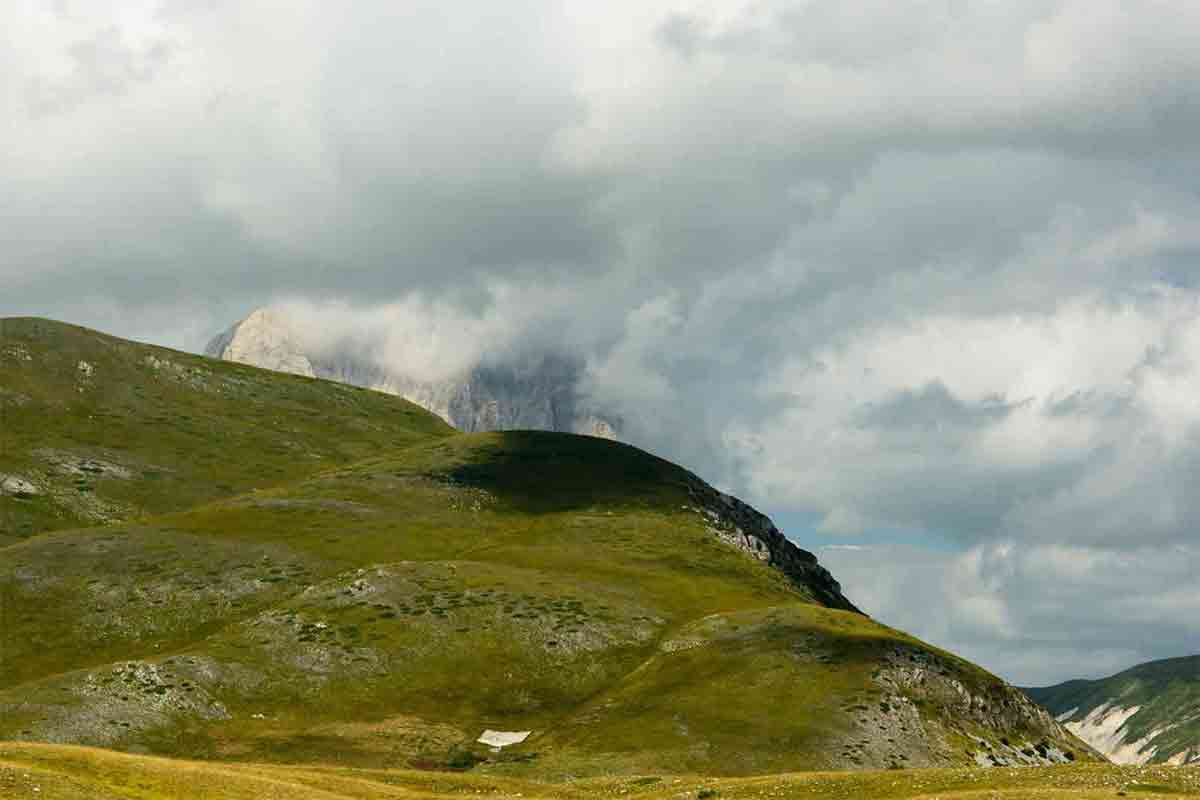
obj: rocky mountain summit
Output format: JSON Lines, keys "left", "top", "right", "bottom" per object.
{"left": 206, "top": 307, "right": 618, "bottom": 438}
{"left": 1024, "top": 655, "right": 1200, "bottom": 766}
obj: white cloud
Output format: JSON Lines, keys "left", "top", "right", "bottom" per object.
{"left": 735, "top": 290, "right": 1200, "bottom": 546}
{"left": 822, "top": 541, "right": 1200, "bottom": 685}
{"left": 272, "top": 284, "right": 584, "bottom": 384}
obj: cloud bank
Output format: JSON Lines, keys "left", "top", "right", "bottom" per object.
{"left": 4, "top": 0, "right": 1200, "bottom": 684}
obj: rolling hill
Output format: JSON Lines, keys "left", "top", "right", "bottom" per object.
{"left": 1024, "top": 656, "right": 1200, "bottom": 766}
{"left": 1, "top": 317, "right": 1094, "bottom": 778}
{"left": 0, "top": 316, "right": 450, "bottom": 548}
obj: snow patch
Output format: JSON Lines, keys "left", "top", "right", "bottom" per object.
{"left": 477, "top": 729, "right": 531, "bottom": 749}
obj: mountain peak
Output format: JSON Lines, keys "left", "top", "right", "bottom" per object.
{"left": 206, "top": 306, "right": 619, "bottom": 438}
{"left": 205, "top": 307, "right": 316, "bottom": 378}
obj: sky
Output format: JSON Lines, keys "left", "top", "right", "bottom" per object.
{"left": 3, "top": 0, "right": 1200, "bottom": 686}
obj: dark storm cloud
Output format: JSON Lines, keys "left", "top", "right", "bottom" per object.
{"left": 4, "top": 0, "right": 1200, "bottom": 684}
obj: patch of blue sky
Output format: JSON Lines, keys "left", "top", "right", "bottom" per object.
{"left": 767, "top": 507, "right": 960, "bottom": 553}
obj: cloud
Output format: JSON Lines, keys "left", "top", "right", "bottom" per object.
{"left": 25, "top": 25, "right": 172, "bottom": 117}
{"left": 736, "top": 291, "right": 1200, "bottom": 545}
{"left": 3, "top": 0, "right": 1200, "bottom": 683}
{"left": 271, "top": 285, "right": 585, "bottom": 384}
{"left": 822, "top": 541, "right": 1200, "bottom": 685}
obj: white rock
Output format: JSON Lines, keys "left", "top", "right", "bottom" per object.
{"left": 206, "top": 308, "right": 317, "bottom": 378}
{"left": 1064, "top": 703, "right": 1157, "bottom": 765}
{"left": 477, "top": 729, "right": 531, "bottom": 748}
{"left": 0, "top": 475, "right": 40, "bottom": 496}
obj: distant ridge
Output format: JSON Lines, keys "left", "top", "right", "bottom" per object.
{"left": 1024, "top": 655, "right": 1200, "bottom": 765}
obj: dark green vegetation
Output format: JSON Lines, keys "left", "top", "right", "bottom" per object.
{"left": 1025, "top": 656, "right": 1200, "bottom": 765}
{"left": 2, "top": 318, "right": 1092, "bottom": 779}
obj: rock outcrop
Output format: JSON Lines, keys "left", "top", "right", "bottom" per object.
{"left": 684, "top": 476, "right": 860, "bottom": 613}
{"left": 205, "top": 308, "right": 619, "bottom": 439}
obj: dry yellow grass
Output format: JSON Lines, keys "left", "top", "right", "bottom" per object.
{"left": 3, "top": 742, "right": 1199, "bottom": 800}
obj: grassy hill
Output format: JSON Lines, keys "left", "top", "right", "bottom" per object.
{"left": 2, "top": 318, "right": 1094, "bottom": 779}
{"left": 0, "top": 317, "right": 451, "bottom": 548}
{"left": 1024, "top": 656, "right": 1200, "bottom": 765}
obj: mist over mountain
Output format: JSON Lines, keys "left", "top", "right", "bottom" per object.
{"left": 206, "top": 307, "right": 619, "bottom": 438}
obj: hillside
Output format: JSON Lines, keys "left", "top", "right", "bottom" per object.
{"left": 1, "top": 317, "right": 1093, "bottom": 777}
{"left": 0, "top": 316, "right": 451, "bottom": 547}
{"left": 1024, "top": 656, "right": 1200, "bottom": 766}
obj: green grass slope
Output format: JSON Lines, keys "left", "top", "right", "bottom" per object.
{"left": 1024, "top": 656, "right": 1200, "bottom": 765}
{"left": 1, "top": 318, "right": 1094, "bottom": 777}
{"left": 0, "top": 317, "right": 452, "bottom": 547}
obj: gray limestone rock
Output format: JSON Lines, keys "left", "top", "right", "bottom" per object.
{"left": 205, "top": 307, "right": 619, "bottom": 438}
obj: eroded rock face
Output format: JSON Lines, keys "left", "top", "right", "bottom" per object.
{"left": 205, "top": 308, "right": 619, "bottom": 439}
{"left": 877, "top": 645, "right": 1086, "bottom": 765}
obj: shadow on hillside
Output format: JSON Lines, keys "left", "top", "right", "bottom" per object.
{"left": 442, "top": 430, "right": 690, "bottom": 514}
